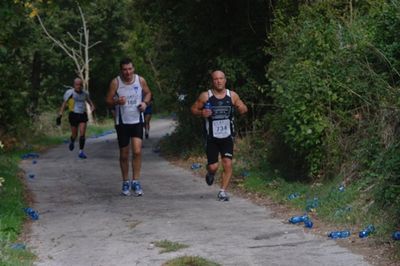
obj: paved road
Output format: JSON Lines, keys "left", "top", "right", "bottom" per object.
{"left": 22, "top": 118, "right": 369, "bottom": 266}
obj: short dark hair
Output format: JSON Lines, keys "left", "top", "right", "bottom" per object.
{"left": 119, "top": 58, "right": 134, "bottom": 69}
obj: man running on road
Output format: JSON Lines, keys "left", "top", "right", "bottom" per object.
{"left": 191, "top": 70, "right": 248, "bottom": 201}
{"left": 57, "top": 77, "right": 95, "bottom": 159}
{"left": 106, "top": 58, "right": 152, "bottom": 196}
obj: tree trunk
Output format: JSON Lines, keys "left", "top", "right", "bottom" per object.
{"left": 29, "top": 51, "right": 41, "bottom": 117}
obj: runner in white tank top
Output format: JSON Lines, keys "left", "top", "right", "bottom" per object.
{"left": 56, "top": 77, "right": 95, "bottom": 159}
{"left": 106, "top": 58, "right": 152, "bottom": 197}
{"left": 114, "top": 74, "right": 144, "bottom": 125}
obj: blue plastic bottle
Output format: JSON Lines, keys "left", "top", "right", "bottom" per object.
{"left": 204, "top": 101, "right": 211, "bottom": 109}
{"left": 289, "top": 214, "right": 308, "bottom": 224}
{"left": 328, "top": 230, "right": 350, "bottom": 239}
{"left": 393, "top": 231, "right": 400, "bottom": 240}
{"left": 338, "top": 184, "right": 345, "bottom": 192}
{"left": 23, "top": 208, "right": 39, "bottom": 220}
{"left": 304, "top": 219, "right": 313, "bottom": 228}
{"left": 359, "top": 224, "right": 375, "bottom": 238}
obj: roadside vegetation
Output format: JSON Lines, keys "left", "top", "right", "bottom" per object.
{"left": 153, "top": 240, "right": 189, "bottom": 254}
{"left": 163, "top": 256, "right": 221, "bottom": 266}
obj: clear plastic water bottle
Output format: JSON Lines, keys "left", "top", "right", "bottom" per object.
{"left": 289, "top": 214, "right": 308, "bottom": 224}
{"left": 191, "top": 163, "right": 202, "bottom": 170}
{"left": 392, "top": 231, "right": 400, "bottom": 240}
{"left": 23, "top": 207, "right": 39, "bottom": 220}
{"left": 10, "top": 243, "right": 26, "bottom": 250}
{"left": 359, "top": 224, "right": 375, "bottom": 238}
{"left": 305, "top": 197, "right": 319, "bottom": 212}
{"left": 328, "top": 230, "right": 350, "bottom": 239}
{"left": 288, "top": 192, "right": 300, "bottom": 200}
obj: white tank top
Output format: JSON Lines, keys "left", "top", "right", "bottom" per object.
{"left": 63, "top": 89, "right": 89, "bottom": 114}
{"left": 115, "top": 74, "right": 144, "bottom": 125}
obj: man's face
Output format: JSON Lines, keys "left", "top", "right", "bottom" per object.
{"left": 121, "top": 63, "right": 134, "bottom": 81}
{"left": 212, "top": 71, "right": 226, "bottom": 91}
{"left": 73, "top": 79, "right": 83, "bottom": 92}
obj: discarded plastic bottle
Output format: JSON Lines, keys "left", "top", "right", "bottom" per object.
{"left": 334, "top": 205, "right": 352, "bottom": 217}
{"left": 191, "top": 163, "right": 202, "bottom": 170}
{"left": 392, "top": 231, "right": 400, "bottom": 240}
{"left": 10, "top": 243, "right": 26, "bottom": 250}
{"left": 289, "top": 214, "right": 309, "bottom": 224}
{"left": 328, "top": 230, "right": 350, "bottom": 239}
{"left": 288, "top": 192, "right": 300, "bottom": 200}
{"left": 305, "top": 197, "right": 319, "bottom": 212}
{"left": 241, "top": 170, "right": 250, "bottom": 178}
{"left": 152, "top": 146, "right": 161, "bottom": 153}
{"left": 21, "top": 152, "right": 39, "bottom": 160}
{"left": 304, "top": 219, "right": 313, "bottom": 228}
{"left": 23, "top": 207, "right": 39, "bottom": 220}
{"left": 359, "top": 224, "right": 375, "bottom": 238}
{"left": 338, "top": 184, "right": 345, "bottom": 192}
{"left": 28, "top": 173, "right": 35, "bottom": 179}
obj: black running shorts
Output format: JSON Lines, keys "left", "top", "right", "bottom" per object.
{"left": 115, "top": 123, "right": 143, "bottom": 148}
{"left": 206, "top": 136, "right": 233, "bottom": 165}
{"left": 68, "top": 112, "right": 88, "bottom": 127}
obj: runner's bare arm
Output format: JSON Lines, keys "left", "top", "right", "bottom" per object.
{"left": 58, "top": 100, "right": 68, "bottom": 116}
{"left": 231, "top": 91, "right": 248, "bottom": 115}
{"left": 139, "top": 77, "right": 152, "bottom": 112}
{"left": 87, "top": 98, "right": 96, "bottom": 112}
{"left": 191, "top": 91, "right": 210, "bottom": 117}
{"left": 105, "top": 78, "right": 119, "bottom": 108}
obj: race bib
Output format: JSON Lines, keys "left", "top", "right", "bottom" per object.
{"left": 126, "top": 94, "right": 138, "bottom": 106}
{"left": 212, "top": 119, "right": 231, "bottom": 138}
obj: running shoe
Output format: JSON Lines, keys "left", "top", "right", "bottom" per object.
{"left": 131, "top": 181, "right": 143, "bottom": 196}
{"left": 69, "top": 142, "right": 75, "bottom": 151}
{"left": 145, "top": 132, "right": 149, "bottom": 139}
{"left": 78, "top": 151, "right": 87, "bottom": 159}
{"left": 205, "top": 172, "right": 215, "bottom": 186}
{"left": 121, "top": 181, "right": 131, "bottom": 196}
{"left": 217, "top": 191, "right": 229, "bottom": 201}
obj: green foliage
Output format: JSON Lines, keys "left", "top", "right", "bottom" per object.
{"left": 266, "top": 0, "right": 400, "bottom": 179}
{"left": 153, "top": 239, "right": 189, "bottom": 254}
{"left": 0, "top": 152, "right": 35, "bottom": 265}
{"left": 163, "top": 256, "right": 221, "bottom": 266}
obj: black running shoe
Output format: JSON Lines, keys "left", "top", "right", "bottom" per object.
{"left": 69, "top": 142, "right": 75, "bottom": 151}
{"left": 205, "top": 172, "right": 214, "bottom": 186}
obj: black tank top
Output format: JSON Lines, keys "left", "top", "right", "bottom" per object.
{"left": 204, "top": 89, "right": 234, "bottom": 139}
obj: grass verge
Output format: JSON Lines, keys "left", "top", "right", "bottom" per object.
{"left": 163, "top": 256, "right": 221, "bottom": 266}
{"left": 154, "top": 240, "right": 189, "bottom": 253}
{"left": 0, "top": 151, "right": 35, "bottom": 265}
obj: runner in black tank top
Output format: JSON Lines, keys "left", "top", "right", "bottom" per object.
{"left": 191, "top": 70, "right": 248, "bottom": 201}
